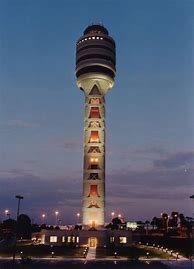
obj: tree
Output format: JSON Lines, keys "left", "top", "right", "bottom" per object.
{"left": 2, "top": 219, "right": 17, "bottom": 234}
{"left": 32, "top": 224, "right": 41, "bottom": 233}
{"left": 112, "top": 217, "right": 122, "bottom": 225}
{"left": 151, "top": 217, "right": 163, "bottom": 230}
{"left": 179, "top": 213, "right": 187, "bottom": 229}
{"left": 17, "top": 214, "right": 31, "bottom": 239}
{"left": 161, "top": 213, "right": 168, "bottom": 231}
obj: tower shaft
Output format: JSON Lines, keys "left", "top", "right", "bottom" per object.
{"left": 82, "top": 87, "right": 105, "bottom": 227}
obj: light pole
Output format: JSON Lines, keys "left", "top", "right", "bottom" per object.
{"left": 76, "top": 213, "right": 80, "bottom": 224}
{"left": 190, "top": 195, "right": 194, "bottom": 216}
{"left": 42, "top": 214, "right": 46, "bottom": 225}
{"left": 111, "top": 212, "right": 115, "bottom": 222}
{"left": 55, "top": 211, "right": 59, "bottom": 226}
{"left": 13, "top": 195, "right": 23, "bottom": 269}
{"left": 4, "top": 209, "right": 9, "bottom": 220}
{"left": 15, "top": 195, "right": 24, "bottom": 220}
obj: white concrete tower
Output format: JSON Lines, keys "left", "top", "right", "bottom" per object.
{"left": 75, "top": 25, "right": 116, "bottom": 228}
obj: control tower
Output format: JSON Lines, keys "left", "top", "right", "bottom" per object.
{"left": 75, "top": 24, "right": 116, "bottom": 227}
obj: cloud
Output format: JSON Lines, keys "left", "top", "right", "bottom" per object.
{"left": 57, "top": 140, "right": 82, "bottom": 151}
{"left": 153, "top": 151, "right": 194, "bottom": 169}
{"left": 0, "top": 168, "right": 40, "bottom": 179}
{"left": 0, "top": 120, "right": 38, "bottom": 129}
{"left": 24, "top": 160, "right": 38, "bottom": 165}
{"left": 133, "top": 146, "right": 168, "bottom": 157}
{"left": 1, "top": 150, "right": 193, "bottom": 223}
{"left": 107, "top": 145, "right": 169, "bottom": 168}
{"left": 63, "top": 141, "right": 82, "bottom": 150}
{"left": 108, "top": 160, "right": 194, "bottom": 188}
{"left": 0, "top": 170, "right": 82, "bottom": 222}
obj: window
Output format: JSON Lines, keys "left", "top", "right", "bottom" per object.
{"left": 88, "top": 173, "right": 99, "bottom": 180}
{"left": 110, "top": 236, "right": 114, "bottom": 243}
{"left": 89, "top": 98, "right": 101, "bottom": 105}
{"left": 88, "top": 185, "right": 100, "bottom": 197}
{"left": 89, "top": 107, "right": 101, "bottom": 118}
{"left": 66, "top": 236, "right": 78, "bottom": 243}
{"left": 50, "top": 236, "right": 57, "bottom": 243}
{"left": 62, "top": 236, "right": 65, "bottom": 243}
{"left": 88, "top": 201, "right": 100, "bottom": 208}
{"left": 90, "top": 157, "right": 98, "bottom": 163}
{"left": 76, "top": 66, "right": 115, "bottom": 79}
{"left": 88, "top": 146, "right": 101, "bottom": 153}
{"left": 90, "top": 164, "right": 99, "bottom": 170}
{"left": 119, "top": 237, "right": 127, "bottom": 244}
{"left": 89, "top": 121, "right": 101, "bottom": 128}
{"left": 89, "top": 131, "right": 100, "bottom": 143}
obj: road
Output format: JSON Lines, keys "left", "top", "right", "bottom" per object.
{"left": 162, "top": 260, "right": 194, "bottom": 269}
{"left": 0, "top": 258, "right": 193, "bottom": 268}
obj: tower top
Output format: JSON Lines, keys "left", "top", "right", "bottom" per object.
{"left": 76, "top": 24, "right": 116, "bottom": 95}
{"left": 83, "top": 24, "right": 109, "bottom": 36}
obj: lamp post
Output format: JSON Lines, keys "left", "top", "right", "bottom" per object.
{"left": 190, "top": 195, "right": 194, "bottom": 217}
{"left": 15, "top": 195, "right": 24, "bottom": 220}
{"left": 13, "top": 195, "right": 23, "bottom": 269}
{"left": 55, "top": 211, "right": 59, "bottom": 226}
{"left": 4, "top": 209, "right": 9, "bottom": 220}
{"left": 76, "top": 213, "right": 80, "bottom": 224}
{"left": 111, "top": 212, "right": 115, "bottom": 222}
{"left": 42, "top": 214, "right": 46, "bottom": 225}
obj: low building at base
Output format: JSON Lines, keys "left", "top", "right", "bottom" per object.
{"left": 32, "top": 229, "right": 134, "bottom": 247}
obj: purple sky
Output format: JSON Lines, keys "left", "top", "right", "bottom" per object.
{"left": 0, "top": 0, "right": 194, "bottom": 224}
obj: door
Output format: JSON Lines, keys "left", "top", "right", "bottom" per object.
{"left": 89, "top": 237, "right": 97, "bottom": 247}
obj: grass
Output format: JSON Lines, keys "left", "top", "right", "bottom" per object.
{"left": 0, "top": 242, "right": 84, "bottom": 258}
{"left": 96, "top": 245, "right": 173, "bottom": 259}
{"left": 0, "top": 261, "right": 171, "bottom": 269}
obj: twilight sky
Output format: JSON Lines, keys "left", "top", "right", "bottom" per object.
{"left": 0, "top": 0, "right": 194, "bottom": 224}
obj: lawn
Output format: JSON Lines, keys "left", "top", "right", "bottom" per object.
{"left": 0, "top": 260, "right": 171, "bottom": 269}
{"left": 96, "top": 245, "right": 172, "bottom": 259}
{"left": 0, "top": 242, "right": 84, "bottom": 258}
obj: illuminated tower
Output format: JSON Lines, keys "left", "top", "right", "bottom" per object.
{"left": 75, "top": 25, "right": 116, "bottom": 227}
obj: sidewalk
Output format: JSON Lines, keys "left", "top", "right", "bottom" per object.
{"left": 86, "top": 247, "right": 96, "bottom": 260}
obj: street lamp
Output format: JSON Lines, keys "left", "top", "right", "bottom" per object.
{"left": 76, "top": 213, "right": 80, "bottom": 224}
{"left": 190, "top": 195, "right": 194, "bottom": 216}
{"left": 15, "top": 195, "right": 24, "bottom": 220}
{"left": 42, "top": 214, "right": 46, "bottom": 224}
{"left": 111, "top": 212, "right": 115, "bottom": 221}
{"left": 118, "top": 214, "right": 121, "bottom": 218}
{"left": 4, "top": 209, "right": 9, "bottom": 220}
{"left": 55, "top": 211, "right": 59, "bottom": 225}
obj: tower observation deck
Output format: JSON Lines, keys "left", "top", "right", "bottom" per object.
{"left": 75, "top": 24, "right": 116, "bottom": 227}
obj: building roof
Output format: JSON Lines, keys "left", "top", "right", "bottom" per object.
{"left": 84, "top": 24, "right": 109, "bottom": 36}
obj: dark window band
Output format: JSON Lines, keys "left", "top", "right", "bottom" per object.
{"left": 76, "top": 54, "right": 115, "bottom": 65}
{"left": 77, "top": 44, "right": 115, "bottom": 54}
{"left": 76, "top": 65, "right": 115, "bottom": 78}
